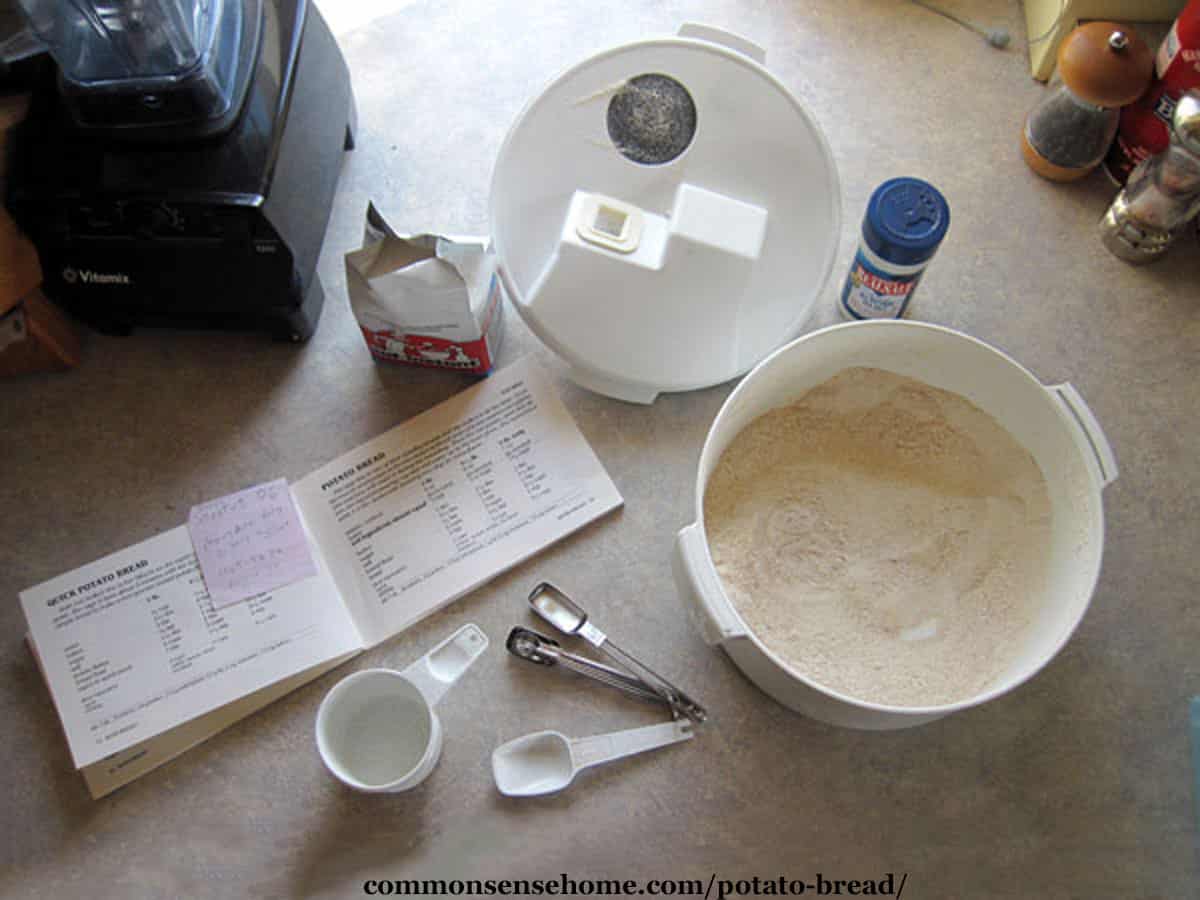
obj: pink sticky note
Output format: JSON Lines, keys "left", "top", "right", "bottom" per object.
{"left": 187, "top": 479, "right": 318, "bottom": 608}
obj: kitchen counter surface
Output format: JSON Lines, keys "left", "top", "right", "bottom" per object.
{"left": 1, "top": 1, "right": 1196, "bottom": 897}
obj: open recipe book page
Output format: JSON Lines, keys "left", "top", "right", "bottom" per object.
{"left": 19, "top": 357, "right": 623, "bottom": 796}
{"left": 19, "top": 526, "right": 363, "bottom": 790}
{"left": 290, "top": 356, "right": 624, "bottom": 645}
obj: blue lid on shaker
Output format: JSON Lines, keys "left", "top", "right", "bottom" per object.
{"left": 861, "top": 177, "right": 950, "bottom": 266}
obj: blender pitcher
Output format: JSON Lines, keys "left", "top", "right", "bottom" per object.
{"left": 15, "top": 0, "right": 261, "bottom": 136}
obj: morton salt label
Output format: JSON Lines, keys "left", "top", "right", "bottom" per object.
{"left": 839, "top": 178, "right": 950, "bottom": 320}
{"left": 841, "top": 252, "right": 922, "bottom": 319}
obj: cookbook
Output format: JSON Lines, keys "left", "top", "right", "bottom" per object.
{"left": 19, "top": 358, "right": 623, "bottom": 797}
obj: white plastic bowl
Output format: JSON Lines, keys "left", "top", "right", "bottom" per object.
{"left": 674, "top": 321, "right": 1118, "bottom": 729}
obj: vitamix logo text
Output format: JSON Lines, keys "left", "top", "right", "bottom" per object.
{"left": 62, "top": 267, "right": 133, "bottom": 286}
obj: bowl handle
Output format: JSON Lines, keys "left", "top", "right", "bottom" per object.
{"left": 674, "top": 523, "right": 746, "bottom": 645}
{"left": 677, "top": 24, "right": 766, "bottom": 65}
{"left": 1048, "top": 383, "right": 1119, "bottom": 489}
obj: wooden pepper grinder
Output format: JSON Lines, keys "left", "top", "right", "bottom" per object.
{"left": 1022, "top": 22, "right": 1153, "bottom": 182}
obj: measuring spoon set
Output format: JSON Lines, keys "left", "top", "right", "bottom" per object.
{"left": 314, "top": 582, "right": 704, "bottom": 796}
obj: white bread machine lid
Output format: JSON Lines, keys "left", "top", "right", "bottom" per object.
{"left": 489, "top": 24, "right": 841, "bottom": 403}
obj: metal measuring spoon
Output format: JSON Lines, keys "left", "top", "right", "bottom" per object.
{"left": 527, "top": 582, "right": 708, "bottom": 723}
{"left": 492, "top": 719, "right": 693, "bottom": 796}
{"left": 506, "top": 627, "right": 673, "bottom": 708}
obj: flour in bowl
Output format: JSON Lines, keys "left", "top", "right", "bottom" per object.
{"left": 703, "top": 367, "right": 1052, "bottom": 707}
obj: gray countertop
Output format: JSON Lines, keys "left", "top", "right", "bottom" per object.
{"left": 2, "top": 1, "right": 1196, "bottom": 897}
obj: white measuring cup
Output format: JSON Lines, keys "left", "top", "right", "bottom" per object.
{"left": 491, "top": 719, "right": 692, "bottom": 796}
{"left": 316, "top": 623, "right": 488, "bottom": 792}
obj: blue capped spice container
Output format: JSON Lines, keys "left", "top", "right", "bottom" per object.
{"left": 840, "top": 177, "right": 950, "bottom": 320}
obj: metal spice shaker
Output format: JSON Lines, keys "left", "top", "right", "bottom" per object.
{"left": 1099, "top": 89, "right": 1200, "bottom": 262}
{"left": 1022, "top": 23, "right": 1153, "bottom": 182}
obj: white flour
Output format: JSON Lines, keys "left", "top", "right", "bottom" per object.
{"left": 704, "top": 367, "right": 1052, "bottom": 707}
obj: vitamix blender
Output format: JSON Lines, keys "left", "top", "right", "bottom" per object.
{"left": 6, "top": 0, "right": 355, "bottom": 341}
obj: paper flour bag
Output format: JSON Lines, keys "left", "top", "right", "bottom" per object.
{"left": 345, "top": 204, "right": 505, "bottom": 373}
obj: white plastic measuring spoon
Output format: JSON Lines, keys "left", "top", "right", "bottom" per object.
{"left": 491, "top": 719, "right": 693, "bottom": 797}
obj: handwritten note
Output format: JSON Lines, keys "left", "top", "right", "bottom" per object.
{"left": 187, "top": 479, "right": 318, "bottom": 608}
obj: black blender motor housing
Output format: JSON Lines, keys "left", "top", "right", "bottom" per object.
{"left": 7, "top": 0, "right": 356, "bottom": 341}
